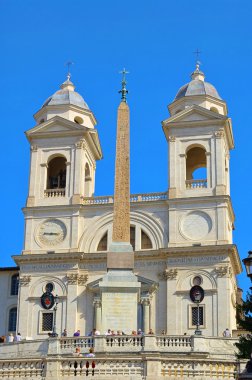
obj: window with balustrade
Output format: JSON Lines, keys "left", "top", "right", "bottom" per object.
{"left": 45, "top": 156, "right": 67, "bottom": 197}
{"left": 8, "top": 307, "right": 17, "bottom": 332}
{"left": 185, "top": 146, "right": 207, "bottom": 189}
{"left": 10, "top": 274, "right": 19, "bottom": 296}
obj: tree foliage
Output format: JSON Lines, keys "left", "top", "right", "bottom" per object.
{"left": 235, "top": 288, "right": 252, "bottom": 359}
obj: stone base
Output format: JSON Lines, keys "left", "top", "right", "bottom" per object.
{"left": 99, "top": 270, "right": 140, "bottom": 334}
{"left": 107, "top": 251, "right": 134, "bottom": 269}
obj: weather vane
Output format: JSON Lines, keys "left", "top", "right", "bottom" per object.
{"left": 119, "top": 68, "right": 129, "bottom": 102}
{"left": 193, "top": 49, "right": 202, "bottom": 70}
{"left": 65, "top": 61, "right": 74, "bottom": 81}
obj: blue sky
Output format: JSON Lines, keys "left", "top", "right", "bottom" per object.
{"left": 1, "top": 0, "right": 252, "bottom": 291}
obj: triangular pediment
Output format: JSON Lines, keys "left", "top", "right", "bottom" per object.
{"left": 163, "top": 105, "right": 227, "bottom": 125}
{"left": 26, "top": 116, "right": 89, "bottom": 139}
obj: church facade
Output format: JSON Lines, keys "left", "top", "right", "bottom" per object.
{"left": 0, "top": 65, "right": 243, "bottom": 379}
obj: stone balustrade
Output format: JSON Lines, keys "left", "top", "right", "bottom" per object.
{"left": 81, "top": 191, "right": 168, "bottom": 205}
{"left": 186, "top": 179, "right": 207, "bottom": 189}
{"left": 44, "top": 188, "right": 66, "bottom": 197}
{"left": 0, "top": 335, "right": 246, "bottom": 379}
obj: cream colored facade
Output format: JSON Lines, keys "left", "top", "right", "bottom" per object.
{"left": 0, "top": 66, "right": 243, "bottom": 379}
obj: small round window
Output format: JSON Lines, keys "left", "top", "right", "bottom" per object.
{"left": 192, "top": 276, "right": 202, "bottom": 286}
{"left": 45, "top": 283, "right": 54, "bottom": 293}
{"left": 74, "top": 116, "right": 84, "bottom": 124}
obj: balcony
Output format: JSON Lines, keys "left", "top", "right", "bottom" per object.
{"left": 0, "top": 335, "right": 243, "bottom": 379}
{"left": 81, "top": 192, "right": 168, "bottom": 205}
{"left": 186, "top": 179, "right": 207, "bottom": 189}
{"left": 44, "top": 188, "right": 66, "bottom": 197}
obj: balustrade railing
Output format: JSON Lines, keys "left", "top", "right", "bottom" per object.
{"left": 44, "top": 188, "right": 66, "bottom": 197}
{"left": 156, "top": 335, "right": 192, "bottom": 349}
{"left": 60, "top": 337, "right": 93, "bottom": 351}
{"left": 81, "top": 192, "right": 168, "bottom": 205}
{"left": 186, "top": 179, "right": 207, "bottom": 189}
{"left": 105, "top": 336, "right": 143, "bottom": 347}
{"left": 0, "top": 360, "right": 44, "bottom": 378}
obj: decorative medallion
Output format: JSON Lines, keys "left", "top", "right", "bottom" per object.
{"left": 180, "top": 211, "right": 212, "bottom": 240}
{"left": 190, "top": 285, "right": 204, "bottom": 303}
{"left": 37, "top": 219, "right": 67, "bottom": 247}
{"left": 41, "top": 292, "right": 55, "bottom": 310}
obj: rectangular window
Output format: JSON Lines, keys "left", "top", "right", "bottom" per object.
{"left": 42, "top": 313, "right": 53, "bottom": 332}
{"left": 191, "top": 306, "right": 204, "bottom": 326}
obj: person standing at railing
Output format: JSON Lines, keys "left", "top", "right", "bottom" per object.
{"left": 14, "top": 332, "right": 22, "bottom": 342}
{"left": 61, "top": 329, "right": 67, "bottom": 337}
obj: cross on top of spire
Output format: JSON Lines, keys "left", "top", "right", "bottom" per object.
{"left": 119, "top": 68, "right": 129, "bottom": 102}
{"left": 193, "top": 49, "right": 202, "bottom": 71}
{"left": 65, "top": 61, "right": 74, "bottom": 81}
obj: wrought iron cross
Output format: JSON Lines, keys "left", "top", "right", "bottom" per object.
{"left": 65, "top": 61, "right": 74, "bottom": 80}
{"left": 119, "top": 68, "right": 129, "bottom": 102}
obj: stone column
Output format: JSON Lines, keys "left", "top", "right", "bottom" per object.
{"left": 27, "top": 145, "right": 38, "bottom": 206}
{"left": 93, "top": 297, "right": 102, "bottom": 332}
{"left": 142, "top": 298, "right": 150, "bottom": 333}
{"left": 72, "top": 140, "right": 84, "bottom": 203}
{"left": 214, "top": 130, "right": 226, "bottom": 195}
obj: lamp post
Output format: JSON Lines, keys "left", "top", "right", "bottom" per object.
{"left": 243, "top": 251, "right": 252, "bottom": 283}
{"left": 190, "top": 285, "right": 204, "bottom": 336}
{"left": 51, "top": 294, "right": 59, "bottom": 338}
{"left": 194, "top": 290, "right": 202, "bottom": 336}
{"left": 238, "top": 251, "right": 252, "bottom": 378}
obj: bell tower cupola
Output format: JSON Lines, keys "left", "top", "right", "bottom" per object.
{"left": 162, "top": 65, "right": 235, "bottom": 247}
{"left": 25, "top": 75, "right": 102, "bottom": 208}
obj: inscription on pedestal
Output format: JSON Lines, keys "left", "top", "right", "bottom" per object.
{"left": 102, "top": 291, "right": 138, "bottom": 333}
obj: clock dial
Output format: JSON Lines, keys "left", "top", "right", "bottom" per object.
{"left": 38, "top": 219, "right": 66, "bottom": 247}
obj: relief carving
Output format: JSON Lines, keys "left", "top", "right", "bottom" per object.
{"left": 75, "top": 139, "right": 86, "bottom": 150}
{"left": 215, "top": 265, "right": 231, "bottom": 277}
{"left": 158, "top": 268, "right": 178, "bottom": 281}
{"left": 67, "top": 273, "right": 88, "bottom": 285}
{"left": 19, "top": 275, "right": 31, "bottom": 286}
{"left": 168, "top": 136, "right": 176, "bottom": 142}
{"left": 214, "top": 129, "right": 225, "bottom": 138}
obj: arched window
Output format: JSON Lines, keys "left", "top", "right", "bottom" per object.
{"left": 97, "top": 232, "right": 108, "bottom": 251}
{"left": 130, "top": 226, "right": 136, "bottom": 251}
{"left": 84, "top": 163, "right": 92, "bottom": 197}
{"left": 47, "top": 156, "right": 67, "bottom": 190}
{"left": 141, "top": 230, "right": 152, "bottom": 249}
{"left": 8, "top": 307, "right": 17, "bottom": 332}
{"left": 10, "top": 274, "right": 19, "bottom": 296}
{"left": 186, "top": 146, "right": 207, "bottom": 189}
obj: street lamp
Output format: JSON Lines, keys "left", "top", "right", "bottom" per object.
{"left": 243, "top": 251, "right": 252, "bottom": 283}
{"left": 190, "top": 285, "right": 204, "bottom": 336}
{"left": 194, "top": 291, "right": 202, "bottom": 336}
{"left": 51, "top": 294, "right": 59, "bottom": 338}
{"left": 237, "top": 251, "right": 252, "bottom": 378}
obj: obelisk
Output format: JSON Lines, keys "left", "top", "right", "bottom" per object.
{"left": 108, "top": 69, "right": 134, "bottom": 267}
{"left": 99, "top": 69, "right": 140, "bottom": 333}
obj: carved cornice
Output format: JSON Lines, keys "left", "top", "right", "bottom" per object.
{"left": 158, "top": 268, "right": 178, "bottom": 281}
{"left": 19, "top": 275, "right": 31, "bottom": 286}
{"left": 215, "top": 265, "right": 232, "bottom": 278}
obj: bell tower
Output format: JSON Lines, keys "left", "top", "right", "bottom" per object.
{"left": 23, "top": 75, "right": 102, "bottom": 254}
{"left": 162, "top": 64, "right": 234, "bottom": 247}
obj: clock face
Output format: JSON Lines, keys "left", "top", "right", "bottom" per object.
{"left": 37, "top": 219, "right": 66, "bottom": 247}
